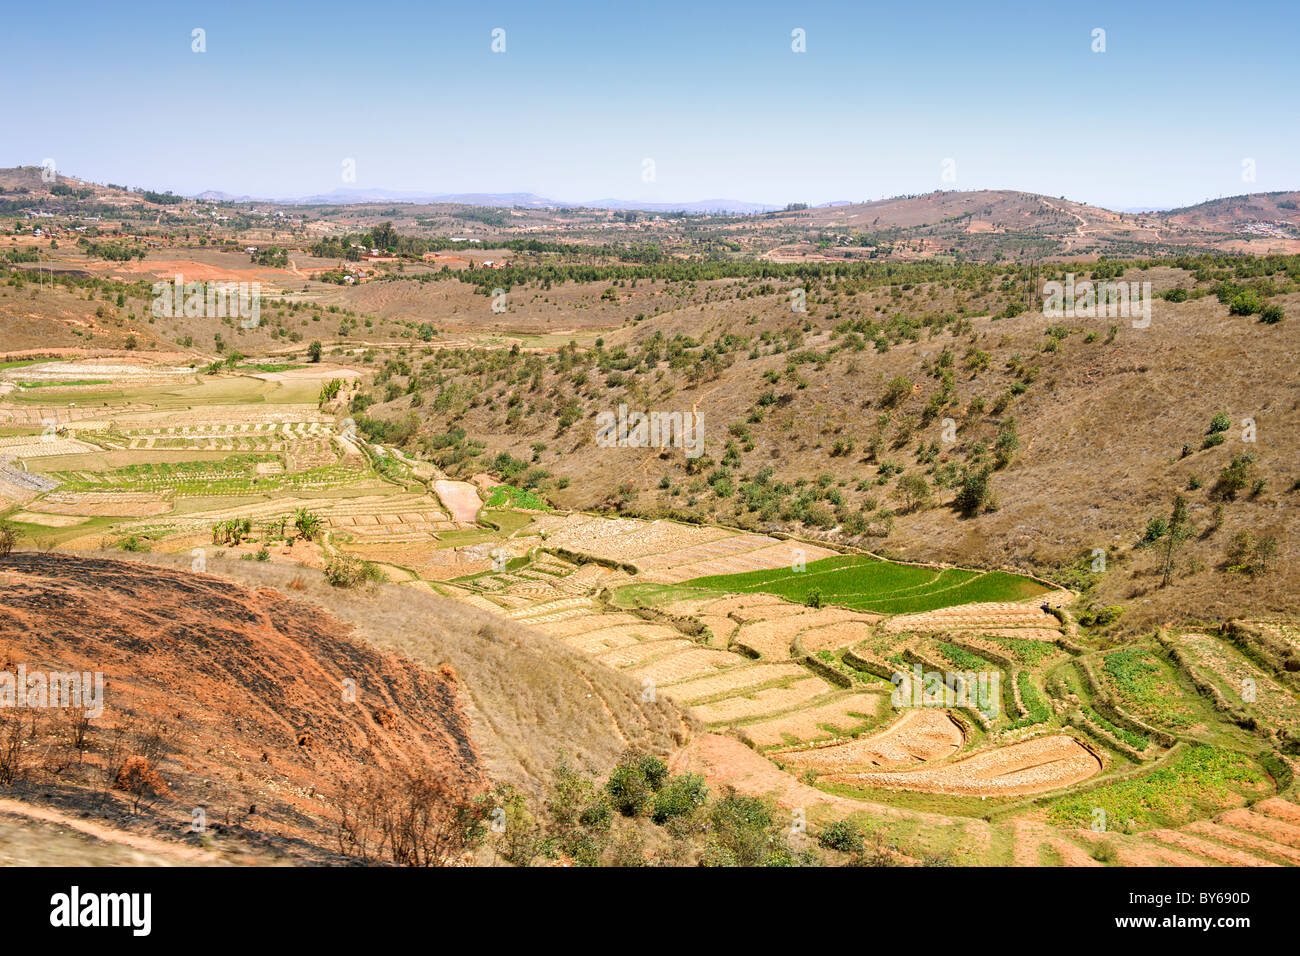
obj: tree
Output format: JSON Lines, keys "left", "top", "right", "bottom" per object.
{"left": 1212, "top": 454, "right": 1257, "bottom": 501}
{"left": 0, "top": 520, "right": 17, "bottom": 557}
{"left": 892, "top": 473, "right": 932, "bottom": 513}
{"left": 308, "top": 340, "right": 323, "bottom": 363}
{"left": 994, "top": 418, "right": 1019, "bottom": 469}
{"left": 953, "top": 466, "right": 992, "bottom": 517}
{"left": 294, "top": 508, "right": 323, "bottom": 540}
{"left": 880, "top": 376, "right": 912, "bottom": 408}
{"left": 1158, "top": 494, "right": 1193, "bottom": 587}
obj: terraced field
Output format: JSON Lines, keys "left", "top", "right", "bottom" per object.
{"left": 825, "top": 734, "right": 1104, "bottom": 797}
{"left": 3, "top": 360, "right": 1297, "bottom": 868}
{"left": 684, "top": 555, "right": 1053, "bottom": 614}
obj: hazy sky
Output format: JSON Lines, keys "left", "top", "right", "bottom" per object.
{"left": 4, "top": 0, "right": 1298, "bottom": 209}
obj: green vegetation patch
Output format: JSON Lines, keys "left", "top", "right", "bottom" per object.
{"left": 1046, "top": 745, "right": 1266, "bottom": 831}
{"left": 684, "top": 555, "right": 1046, "bottom": 614}
{"left": 485, "top": 483, "right": 551, "bottom": 510}
{"left": 1101, "top": 648, "right": 1197, "bottom": 729}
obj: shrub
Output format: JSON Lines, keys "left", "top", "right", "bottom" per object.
{"left": 1080, "top": 605, "right": 1123, "bottom": 627}
{"left": 0, "top": 521, "right": 17, "bottom": 557}
{"left": 892, "top": 473, "right": 932, "bottom": 513}
{"left": 1228, "top": 290, "right": 1263, "bottom": 316}
{"left": 1212, "top": 454, "right": 1257, "bottom": 501}
{"left": 604, "top": 752, "right": 667, "bottom": 817}
{"left": 294, "top": 508, "right": 324, "bottom": 540}
{"left": 818, "top": 818, "right": 865, "bottom": 853}
{"left": 880, "top": 376, "right": 912, "bottom": 408}
{"left": 117, "top": 535, "right": 151, "bottom": 553}
{"left": 1260, "top": 304, "right": 1285, "bottom": 324}
{"left": 651, "top": 773, "right": 709, "bottom": 824}
{"left": 324, "top": 554, "right": 387, "bottom": 588}
{"left": 954, "top": 467, "right": 993, "bottom": 516}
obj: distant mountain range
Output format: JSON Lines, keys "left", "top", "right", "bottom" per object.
{"left": 193, "top": 188, "right": 783, "bottom": 214}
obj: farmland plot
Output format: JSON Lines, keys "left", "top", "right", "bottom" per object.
{"left": 687, "top": 557, "right": 1051, "bottom": 614}
{"left": 740, "top": 693, "right": 884, "bottom": 748}
{"left": 826, "top": 734, "right": 1103, "bottom": 797}
{"left": 777, "top": 709, "right": 964, "bottom": 771}
{"left": 1176, "top": 632, "right": 1300, "bottom": 737}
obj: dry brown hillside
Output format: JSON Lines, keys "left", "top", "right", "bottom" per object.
{"left": 359, "top": 261, "right": 1299, "bottom": 631}
{"left": 0, "top": 552, "right": 481, "bottom": 861}
{"left": 0, "top": 551, "right": 688, "bottom": 863}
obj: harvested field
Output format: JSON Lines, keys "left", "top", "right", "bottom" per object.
{"left": 561, "top": 623, "right": 673, "bottom": 654}
{"left": 691, "top": 676, "right": 832, "bottom": 724}
{"left": 733, "top": 607, "right": 878, "bottom": 659}
{"left": 536, "top": 612, "right": 639, "bottom": 637}
{"left": 1177, "top": 632, "right": 1300, "bottom": 735}
{"left": 0, "top": 436, "right": 102, "bottom": 458}
{"left": 687, "top": 593, "right": 791, "bottom": 617}
{"left": 659, "top": 662, "right": 809, "bottom": 703}
{"left": 826, "top": 734, "right": 1103, "bottom": 797}
{"left": 624, "top": 646, "right": 742, "bottom": 684}
{"left": 777, "top": 708, "right": 964, "bottom": 771}
{"left": 529, "top": 513, "right": 835, "bottom": 580}
{"left": 433, "top": 479, "right": 482, "bottom": 524}
{"left": 1147, "top": 829, "right": 1279, "bottom": 867}
{"left": 800, "top": 621, "right": 879, "bottom": 653}
{"left": 1217, "top": 808, "right": 1300, "bottom": 850}
{"left": 1185, "top": 820, "right": 1300, "bottom": 865}
{"left": 740, "top": 693, "right": 883, "bottom": 747}
{"left": 27, "top": 491, "right": 170, "bottom": 517}
{"left": 9, "top": 511, "right": 87, "bottom": 527}
{"left": 883, "top": 602, "right": 1061, "bottom": 633}
{"left": 594, "top": 638, "right": 694, "bottom": 668}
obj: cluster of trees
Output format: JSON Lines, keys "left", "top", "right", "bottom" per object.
{"left": 77, "top": 238, "right": 146, "bottom": 261}
{"left": 251, "top": 245, "right": 288, "bottom": 267}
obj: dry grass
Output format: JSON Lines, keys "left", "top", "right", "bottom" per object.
{"left": 121, "top": 551, "right": 690, "bottom": 792}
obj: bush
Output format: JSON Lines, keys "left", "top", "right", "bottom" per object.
{"left": 954, "top": 466, "right": 993, "bottom": 516}
{"left": 1080, "top": 605, "right": 1123, "bottom": 627}
{"left": 0, "top": 521, "right": 16, "bottom": 557}
{"left": 1212, "top": 454, "right": 1257, "bottom": 501}
{"left": 1207, "top": 412, "right": 1232, "bottom": 435}
{"left": 1260, "top": 304, "right": 1285, "bottom": 324}
{"left": 880, "top": 376, "right": 912, "bottom": 407}
{"left": 605, "top": 752, "right": 668, "bottom": 816}
{"left": 324, "top": 554, "right": 387, "bottom": 588}
{"left": 117, "top": 535, "right": 151, "bottom": 553}
{"left": 1228, "top": 290, "right": 1263, "bottom": 316}
{"left": 818, "top": 818, "right": 865, "bottom": 853}
{"left": 651, "top": 774, "right": 709, "bottom": 824}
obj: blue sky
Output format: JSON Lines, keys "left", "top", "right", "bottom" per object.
{"left": 3, "top": 0, "right": 1297, "bottom": 209}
